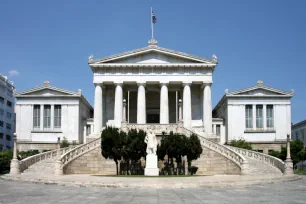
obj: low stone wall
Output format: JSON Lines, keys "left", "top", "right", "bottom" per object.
{"left": 250, "top": 142, "right": 286, "bottom": 154}
{"left": 17, "top": 142, "right": 57, "bottom": 152}
{"left": 193, "top": 146, "right": 240, "bottom": 175}
{"left": 64, "top": 145, "right": 240, "bottom": 175}
{"left": 64, "top": 147, "right": 116, "bottom": 175}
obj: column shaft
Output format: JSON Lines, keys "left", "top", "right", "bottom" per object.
{"left": 51, "top": 105, "right": 54, "bottom": 129}
{"left": 137, "top": 83, "right": 146, "bottom": 124}
{"left": 203, "top": 84, "right": 212, "bottom": 134}
{"left": 40, "top": 104, "right": 44, "bottom": 130}
{"left": 252, "top": 104, "right": 256, "bottom": 130}
{"left": 183, "top": 83, "right": 192, "bottom": 128}
{"left": 114, "top": 83, "right": 123, "bottom": 128}
{"left": 263, "top": 105, "right": 267, "bottom": 130}
{"left": 93, "top": 84, "right": 103, "bottom": 134}
{"left": 160, "top": 83, "right": 169, "bottom": 124}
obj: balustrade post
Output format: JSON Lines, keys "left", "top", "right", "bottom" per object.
{"left": 284, "top": 134, "right": 294, "bottom": 175}
{"left": 240, "top": 159, "right": 249, "bottom": 175}
{"left": 10, "top": 133, "right": 21, "bottom": 175}
{"left": 121, "top": 99, "right": 128, "bottom": 132}
{"left": 177, "top": 99, "right": 183, "bottom": 133}
{"left": 54, "top": 137, "right": 63, "bottom": 175}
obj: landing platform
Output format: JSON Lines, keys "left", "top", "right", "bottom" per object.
{"left": 1, "top": 174, "right": 302, "bottom": 189}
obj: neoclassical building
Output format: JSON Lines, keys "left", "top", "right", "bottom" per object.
{"left": 88, "top": 40, "right": 218, "bottom": 138}
{"left": 15, "top": 81, "right": 93, "bottom": 151}
{"left": 214, "top": 80, "right": 294, "bottom": 153}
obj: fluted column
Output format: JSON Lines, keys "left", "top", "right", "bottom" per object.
{"left": 137, "top": 82, "right": 146, "bottom": 124}
{"left": 160, "top": 82, "right": 169, "bottom": 124}
{"left": 203, "top": 83, "right": 212, "bottom": 134}
{"left": 93, "top": 84, "right": 103, "bottom": 134}
{"left": 114, "top": 82, "right": 123, "bottom": 128}
{"left": 183, "top": 82, "right": 192, "bottom": 129}
{"left": 284, "top": 134, "right": 294, "bottom": 175}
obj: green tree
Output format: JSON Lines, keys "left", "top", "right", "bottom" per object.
{"left": 186, "top": 134, "right": 203, "bottom": 174}
{"left": 228, "top": 139, "right": 252, "bottom": 150}
{"left": 101, "top": 126, "right": 126, "bottom": 175}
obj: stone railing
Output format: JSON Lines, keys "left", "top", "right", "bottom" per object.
{"left": 126, "top": 123, "right": 178, "bottom": 135}
{"left": 20, "top": 146, "right": 76, "bottom": 172}
{"left": 182, "top": 128, "right": 249, "bottom": 175}
{"left": 226, "top": 145, "right": 285, "bottom": 173}
{"left": 60, "top": 137, "right": 101, "bottom": 168}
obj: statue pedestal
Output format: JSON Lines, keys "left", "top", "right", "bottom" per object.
{"left": 145, "top": 154, "right": 159, "bottom": 176}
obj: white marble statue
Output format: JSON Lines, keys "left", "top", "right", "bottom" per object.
{"left": 145, "top": 130, "right": 157, "bottom": 155}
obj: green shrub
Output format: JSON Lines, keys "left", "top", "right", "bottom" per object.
{"left": 60, "top": 137, "right": 70, "bottom": 148}
{"left": 0, "top": 149, "right": 13, "bottom": 174}
{"left": 228, "top": 139, "right": 252, "bottom": 150}
{"left": 18, "top": 150, "right": 39, "bottom": 160}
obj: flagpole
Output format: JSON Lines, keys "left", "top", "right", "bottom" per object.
{"left": 151, "top": 7, "right": 154, "bottom": 39}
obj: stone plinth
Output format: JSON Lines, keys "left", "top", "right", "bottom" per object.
{"left": 145, "top": 154, "right": 159, "bottom": 176}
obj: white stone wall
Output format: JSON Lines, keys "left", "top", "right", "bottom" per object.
{"left": 16, "top": 97, "right": 92, "bottom": 147}
{"left": 225, "top": 98, "right": 291, "bottom": 142}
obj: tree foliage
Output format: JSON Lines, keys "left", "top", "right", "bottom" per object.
{"left": 101, "top": 127, "right": 146, "bottom": 175}
{"left": 157, "top": 132, "right": 202, "bottom": 175}
{"left": 228, "top": 139, "right": 253, "bottom": 150}
{"left": 0, "top": 149, "right": 13, "bottom": 174}
{"left": 268, "top": 140, "right": 306, "bottom": 166}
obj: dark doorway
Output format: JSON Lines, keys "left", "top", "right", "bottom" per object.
{"left": 147, "top": 114, "right": 160, "bottom": 123}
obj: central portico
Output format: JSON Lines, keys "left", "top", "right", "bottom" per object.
{"left": 88, "top": 40, "right": 218, "bottom": 136}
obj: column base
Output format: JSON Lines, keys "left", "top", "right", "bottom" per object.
{"left": 284, "top": 158, "right": 294, "bottom": 175}
{"left": 10, "top": 159, "right": 20, "bottom": 175}
{"left": 145, "top": 168, "right": 159, "bottom": 176}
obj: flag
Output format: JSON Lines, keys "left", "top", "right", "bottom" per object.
{"left": 152, "top": 10, "right": 157, "bottom": 24}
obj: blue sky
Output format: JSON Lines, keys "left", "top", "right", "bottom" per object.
{"left": 0, "top": 0, "right": 305, "bottom": 123}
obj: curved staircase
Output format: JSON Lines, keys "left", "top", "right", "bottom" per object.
{"left": 17, "top": 125, "right": 284, "bottom": 177}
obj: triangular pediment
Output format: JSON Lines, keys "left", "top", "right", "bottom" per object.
{"left": 226, "top": 84, "right": 294, "bottom": 97}
{"left": 16, "top": 86, "right": 79, "bottom": 97}
{"left": 89, "top": 46, "right": 216, "bottom": 65}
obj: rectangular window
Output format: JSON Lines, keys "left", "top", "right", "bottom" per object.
{"left": 0, "top": 97, "right": 4, "bottom": 104}
{"left": 6, "top": 134, "right": 11, "bottom": 141}
{"left": 266, "top": 105, "right": 274, "bottom": 128}
{"left": 54, "top": 105, "right": 61, "bottom": 128}
{"left": 43, "top": 105, "right": 51, "bottom": 129}
{"left": 7, "top": 112, "right": 12, "bottom": 119}
{"left": 216, "top": 125, "right": 221, "bottom": 135}
{"left": 7, "top": 100, "right": 12, "bottom": 107}
{"left": 0, "top": 132, "right": 3, "bottom": 139}
{"left": 86, "top": 125, "right": 91, "bottom": 136}
{"left": 245, "top": 105, "right": 253, "bottom": 129}
{"left": 256, "top": 105, "right": 263, "bottom": 128}
{"left": 6, "top": 123, "right": 11, "bottom": 130}
{"left": 0, "top": 109, "right": 4, "bottom": 116}
{"left": 33, "top": 105, "right": 40, "bottom": 128}
{"left": 0, "top": 120, "right": 3, "bottom": 127}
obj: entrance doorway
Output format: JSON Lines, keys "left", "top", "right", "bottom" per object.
{"left": 147, "top": 113, "right": 160, "bottom": 123}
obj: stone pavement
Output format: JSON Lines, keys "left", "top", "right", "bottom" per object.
{"left": 0, "top": 176, "right": 305, "bottom": 203}
{"left": 1, "top": 173, "right": 302, "bottom": 189}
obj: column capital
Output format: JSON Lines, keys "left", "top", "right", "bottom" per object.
{"left": 114, "top": 81, "right": 123, "bottom": 86}
{"left": 182, "top": 81, "right": 192, "bottom": 87}
{"left": 94, "top": 82, "right": 103, "bottom": 86}
{"left": 201, "top": 82, "right": 212, "bottom": 89}
{"left": 159, "top": 81, "right": 169, "bottom": 86}
{"left": 137, "top": 81, "right": 146, "bottom": 87}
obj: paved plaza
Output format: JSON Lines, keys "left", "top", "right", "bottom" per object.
{"left": 0, "top": 177, "right": 305, "bottom": 204}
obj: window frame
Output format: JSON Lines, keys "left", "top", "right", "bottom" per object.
{"left": 43, "top": 105, "right": 51, "bottom": 129}
{"left": 256, "top": 105, "right": 263, "bottom": 129}
{"left": 245, "top": 105, "right": 253, "bottom": 129}
{"left": 54, "top": 105, "right": 62, "bottom": 129}
{"left": 33, "top": 105, "right": 41, "bottom": 129}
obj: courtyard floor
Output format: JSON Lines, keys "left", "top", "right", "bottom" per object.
{"left": 0, "top": 177, "right": 305, "bottom": 203}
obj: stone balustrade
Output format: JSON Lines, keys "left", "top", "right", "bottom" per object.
{"left": 60, "top": 137, "right": 101, "bottom": 169}
{"left": 225, "top": 145, "right": 285, "bottom": 173}
{"left": 20, "top": 146, "right": 75, "bottom": 172}
{"left": 126, "top": 123, "right": 178, "bottom": 135}
{"left": 182, "top": 128, "right": 249, "bottom": 174}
